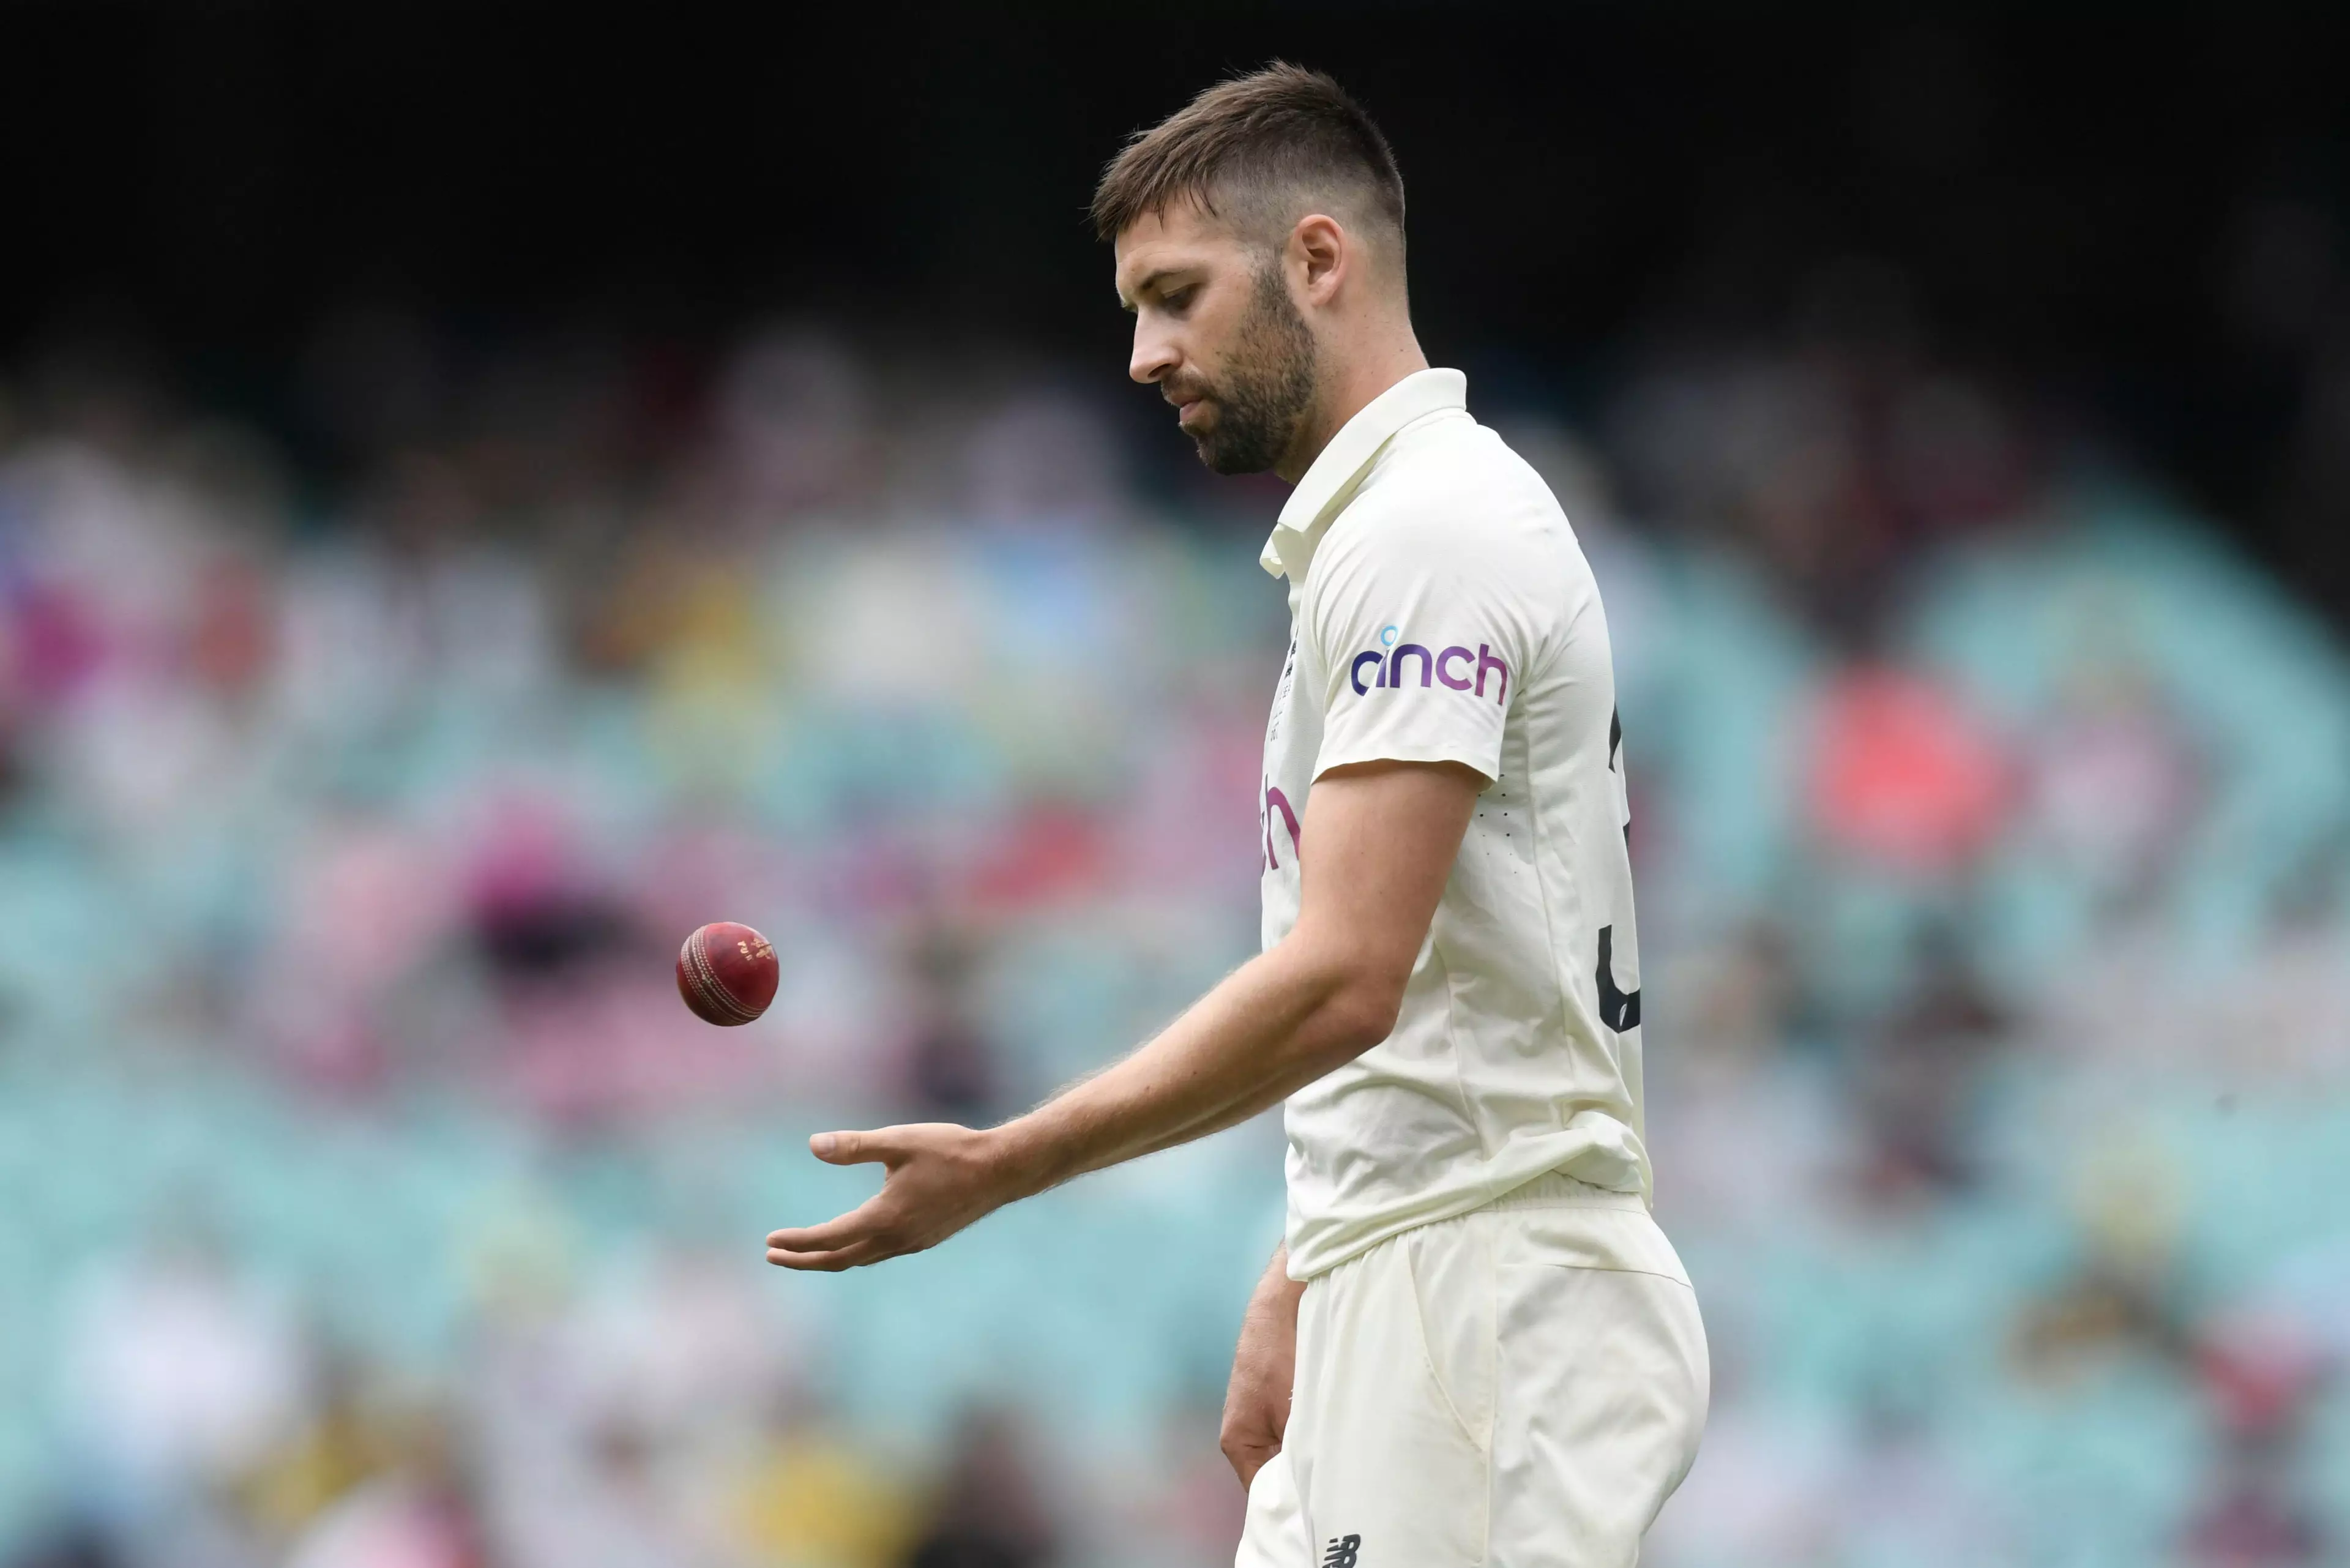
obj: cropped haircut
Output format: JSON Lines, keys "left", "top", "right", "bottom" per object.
{"left": 1091, "top": 64, "right": 1406, "bottom": 259}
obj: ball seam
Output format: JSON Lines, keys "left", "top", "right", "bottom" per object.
{"left": 684, "top": 929, "right": 761, "bottom": 1025}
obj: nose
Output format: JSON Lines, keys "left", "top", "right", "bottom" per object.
{"left": 1129, "top": 318, "right": 1179, "bottom": 386}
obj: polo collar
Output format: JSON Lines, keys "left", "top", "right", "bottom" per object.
{"left": 1260, "top": 367, "right": 1468, "bottom": 580}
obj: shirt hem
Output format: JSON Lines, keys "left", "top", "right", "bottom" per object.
{"left": 1311, "top": 740, "right": 1502, "bottom": 786}
{"left": 1285, "top": 1160, "right": 1646, "bottom": 1282}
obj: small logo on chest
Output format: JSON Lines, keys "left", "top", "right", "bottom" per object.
{"left": 1262, "top": 780, "right": 1301, "bottom": 872}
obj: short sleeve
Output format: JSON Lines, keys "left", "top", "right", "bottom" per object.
{"left": 1304, "top": 506, "right": 1546, "bottom": 785}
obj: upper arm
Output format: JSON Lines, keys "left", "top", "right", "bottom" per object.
{"left": 1289, "top": 759, "right": 1482, "bottom": 1010}
{"left": 1302, "top": 497, "right": 1550, "bottom": 788}
{"left": 1285, "top": 479, "right": 1559, "bottom": 1018}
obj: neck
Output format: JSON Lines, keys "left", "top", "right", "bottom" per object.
{"left": 1275, "top": 325, "right": 1431, "bottom": 484}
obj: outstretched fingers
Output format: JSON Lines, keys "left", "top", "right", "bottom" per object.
{"left": 767, "top": 1122, "right": 983, "bottom": 1271}
{"left": 767, "top": 1238, "right": 885, "bottom": 1272}
{"left": 766, "top": 1195, "right": 895, "bottom": 1267}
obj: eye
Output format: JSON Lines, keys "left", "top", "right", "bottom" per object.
{"left": 1163, "top": 285, "right": 1198, "bottom": 313}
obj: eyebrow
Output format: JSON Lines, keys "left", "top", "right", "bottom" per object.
{"left": 1117, "top": 267, "right": 1194, "bottom": 313}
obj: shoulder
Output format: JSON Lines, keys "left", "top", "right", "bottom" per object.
{"left": 1318, "top": 416, "right": 1586, "bottom": 588}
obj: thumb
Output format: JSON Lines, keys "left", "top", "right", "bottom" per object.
{"left": 809, "top": 1130, "right": 870, "bottom": 1163}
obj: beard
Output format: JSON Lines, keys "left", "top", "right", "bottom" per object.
{"left": 1177, "top": 264, "right": 1318, "bottom": 476}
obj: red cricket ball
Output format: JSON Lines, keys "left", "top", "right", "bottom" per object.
{"left": 676, "top": 922, "right": 779, "bottom": 1026}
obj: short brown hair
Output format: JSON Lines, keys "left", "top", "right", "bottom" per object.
{"left": 1090, "top": 63, "right": 1406, "bottom": 253}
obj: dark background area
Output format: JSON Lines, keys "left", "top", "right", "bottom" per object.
{"left": 7, "top": 5, "right": 2349, "bottom": 603}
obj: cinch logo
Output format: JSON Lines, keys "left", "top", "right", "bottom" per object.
{"left": 1349, "top": 632, "right": 1508, "bottom": 704}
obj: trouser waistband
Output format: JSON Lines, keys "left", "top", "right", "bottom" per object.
{"left": 1486, "top": 1169, "right": 1651, "bottom": 1213}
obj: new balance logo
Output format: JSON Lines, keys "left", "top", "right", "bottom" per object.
{"left": 1322, "top": 1536, "right": 1362, "bottom": 1568}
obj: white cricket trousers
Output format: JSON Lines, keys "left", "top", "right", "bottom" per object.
{"left": 1237, "top": 1173, "right": 1709, "bottom": 1568}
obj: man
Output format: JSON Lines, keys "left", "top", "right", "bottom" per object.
{"left": 767, "top": 64, "right": 1708, "bottom": 1566}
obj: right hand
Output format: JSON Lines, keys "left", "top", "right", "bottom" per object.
{"left": 1220, "top": 1247, "right": 1306, "bottom": 1487}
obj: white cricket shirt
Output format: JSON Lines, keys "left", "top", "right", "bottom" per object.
{"left": 1258, "top": 368, "right": 1650, "bottom": 1280}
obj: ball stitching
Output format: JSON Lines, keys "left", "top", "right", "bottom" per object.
{"left": 684, "top": 928, "right": 761, "bottom": 1024}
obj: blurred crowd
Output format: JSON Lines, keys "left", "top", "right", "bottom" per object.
{"left": 0, "top": 295, "right": 2346, "bottom": 1568}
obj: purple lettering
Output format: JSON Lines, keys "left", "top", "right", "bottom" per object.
{"left": 1476, "top": 644, "right": 1510, "bottom": 706}
{"left": 1263, "top": 783, "right": 1302, "bottom": 870}
{"left": 1387, "top": 644, "right": 1433, "bottom": 687}
{"left": 1436, "top": 646, "right": 1474, "bottom": 690}
{"left": 1349, "top": 651, "right": 1383, "bottom": 695}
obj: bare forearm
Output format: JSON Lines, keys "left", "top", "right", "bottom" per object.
{"left": 1124, "top": 1096, "right": 1279, "bottom": 1162}
{"left": 766, "top": 764, "right": 1479, "bottom": 1274}
{"left": 994, "top": 936, "right": 1389, "bottom": 1195}
{"left": 1251, "top": 1243, "right": 1304, "bottom": 1312}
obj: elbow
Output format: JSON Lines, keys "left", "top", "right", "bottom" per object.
{"left": 1313, "top": 973, "right": 1405, "bottom": 1066}
{"left": 1274, "top": 928, "right": 1410, "bottom": 1075}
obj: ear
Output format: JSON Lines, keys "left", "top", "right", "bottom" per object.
{"left": 1290, "top": 214, "right": 1348, "bottom": 306}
